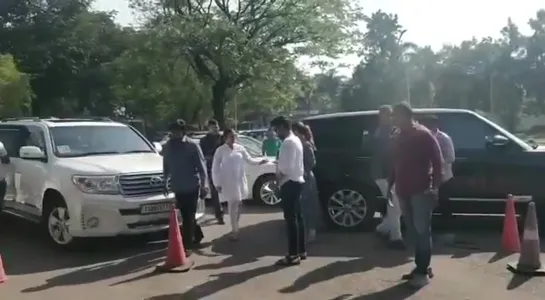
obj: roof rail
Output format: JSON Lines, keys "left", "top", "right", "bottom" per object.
{"left": 1, "top": 117, "right": 41, "bottom": 122}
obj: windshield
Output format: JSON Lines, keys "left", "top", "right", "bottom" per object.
{"left": 50, "top": 125, "right": 154, "bottom": 157}
{"left": 237, "top": 135, "right": 263, "bottom": 156}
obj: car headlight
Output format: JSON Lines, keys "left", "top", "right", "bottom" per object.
{"left": 72, "top": 175, "right": 120, "bottom": 194}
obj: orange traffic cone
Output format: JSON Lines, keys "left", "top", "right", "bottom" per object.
{"left": 156, "top": 206, "right": 194, "bottom": 273}
{"left": 507, "top": 202, "right": 545, "bottom": 276}
{"left": 0, "top": 255, "right": 7, "bottom": 283}
{"left": 502, "top": 195, "right": 521, "bottom": 253}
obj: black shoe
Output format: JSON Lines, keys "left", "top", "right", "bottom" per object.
{"left": 300, "top": 252, "right": 307, "bottom": 260}
{"left": 275, "top": 255, "right": 301, "bottom": 266}
{"left": 193, "top": 237, "right": 204, "bottom": 248}
{"left": 402, "top": 267, "right": 434, "bottom": 280}
{"left": 217, "top": 218, "right": 225, "bottom": 225}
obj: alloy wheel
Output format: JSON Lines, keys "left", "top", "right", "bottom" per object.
{"left": 327, "top": 189, "right": 367, "bottom": 228}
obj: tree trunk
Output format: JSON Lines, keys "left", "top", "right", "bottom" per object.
{"left": 211, "top": 81, "right": 228, "bottom": 129}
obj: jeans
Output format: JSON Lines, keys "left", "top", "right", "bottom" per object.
{"left": 175, "top": 190, "right": 204, "bottom": 250}
{"left": 301, "top": 171, "right": 322, "bottom": 232}
{"left": 280, "top": 180, "right": 306, "bottom": 256}
{"left": 399, "top": 192, "right": 436, "bottom": 274}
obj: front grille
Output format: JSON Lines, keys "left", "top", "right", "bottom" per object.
{"left": 119, "top": 173, "right": 169, "bottom": 197}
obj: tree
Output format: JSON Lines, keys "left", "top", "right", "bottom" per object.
{"left": 108, "top": 30, "right": 211, "bottom": 125}
{"left": 340, "top": 11, "right": 413, "bottom": 111}
{"left": 0, "top": 0, "right": 129, "bottom": 116}
{"left": 131, "top": 0, "right": 364, "bottom": 127}
{"left": 0, "top": 54, "right": 32, "bottom": 116}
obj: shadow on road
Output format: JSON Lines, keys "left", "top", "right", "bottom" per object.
{"left": 277, "top": 256, "right": 410, "bottom": 294}
{"left": 0, "top": 207, "right": 529, "bottom": 296}
{"left": 146, "top": 262, "right": 281, "bottom": 300}
{"left": 346, "top": 282, "right": 421, "bottom": 299}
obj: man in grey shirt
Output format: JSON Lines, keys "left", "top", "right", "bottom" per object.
{"left": 163, "top": 119, "right": 208, "bottom": 255}
{"left": 373, "top": 105, "right": 404, "bottom": 249}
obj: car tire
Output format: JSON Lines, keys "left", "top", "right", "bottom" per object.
{"left": 41, "top": 195, "right": 82, "bottom": 250}
{"left": 252, "top": 174, "right": 282, "bottom": 206}
{"left": 322, "top": 185, "right": 377, "bottom": 231}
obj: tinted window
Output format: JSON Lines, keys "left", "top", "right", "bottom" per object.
{"left": 0, "top": 128, "right": 24, "bottom": 157}
{"left": 306, "top": 116, "right": 366, "bottom": 151}
{"left": 436, "top": 113, "right": 497, "bottom": 150}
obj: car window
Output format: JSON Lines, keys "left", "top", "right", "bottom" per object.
{"left": 0, "top": 127, "right": 24, "bottom": 157}
{"left": 435, "top": 113, "right": 497, "bottom": 150}
{"left": 306, "top": 116, "right": 366, "bottom": 151}
{"left": 24, "top": 125, "right": 47, "bottom": 153}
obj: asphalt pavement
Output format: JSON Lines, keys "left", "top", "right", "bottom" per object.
{"left": 1, "top": 204, "right": 545, "bottom": 299}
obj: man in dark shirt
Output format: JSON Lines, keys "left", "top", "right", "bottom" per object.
{"left": 163, "top": 119, "right": 208, "bottom": 255}
{"left": 199, "top": 119, "right": 224, "bottom": 224}
{"left": 389, "top": 103, "right": 443, "bottom": 288}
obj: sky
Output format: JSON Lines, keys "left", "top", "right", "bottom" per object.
{"left": 93, "top": 0, "right": 545, "bottom": 74}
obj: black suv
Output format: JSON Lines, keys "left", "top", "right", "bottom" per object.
{"left": 304, "top": 108, "right": 545, "bottom": 232}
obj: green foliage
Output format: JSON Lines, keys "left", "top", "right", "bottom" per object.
{"left": 0, "top": 54, "right": 32, "bottom": 116}
{"left": 131, "top": 0, "right": 365, "bottom": 126}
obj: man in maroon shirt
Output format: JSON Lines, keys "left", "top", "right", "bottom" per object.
{"left": 389, "top": 103, "right": 443, "bottom": 288}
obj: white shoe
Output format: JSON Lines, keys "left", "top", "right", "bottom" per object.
{"left": 408, "top": 274, "right": 429, "bottom": 288}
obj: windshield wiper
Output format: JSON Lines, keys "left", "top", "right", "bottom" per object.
{"left": 67, "top": 151, "right": 120, "bottom": 157}
{"left": 122, "top": 150, "right": 154, "bottom": 154}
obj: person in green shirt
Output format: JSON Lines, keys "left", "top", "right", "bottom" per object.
{"left": 262, "top": 128, "right": 281, "bottom": 157}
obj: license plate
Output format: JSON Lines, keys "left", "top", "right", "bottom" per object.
{"left": 140, "top": 202, "right": 172, "bottom": 214}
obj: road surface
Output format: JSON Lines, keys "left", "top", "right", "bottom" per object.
{"left": 1, "top": 205, "right": 545, "bottom": 299}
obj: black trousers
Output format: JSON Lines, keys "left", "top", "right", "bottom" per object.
{"left": 0, "top": 179, "right": 5, "bottom": 211}
{"left": 207, "top": 173, "right": 223, "bottom": 220}
{"left": 280, "top": 180, "right": 306, "bottom": 256}
{"left": 438, "top": 178, "right": 453, "bottom": 217}
{"left": 175, "top": 190, "right": 204, "bottom": 250}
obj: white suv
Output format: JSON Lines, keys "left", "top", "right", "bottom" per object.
{"left": 0, "top": 117, "right": 205, "bottom": 248}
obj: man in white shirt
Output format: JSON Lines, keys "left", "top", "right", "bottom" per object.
{"left": 420, "top": 116, "right": 455, "bottom": 218}
{"left": 0, "top": 141, "right": 10, "bottom": 212}
{"left": 270, "top": 116, "right": 306, "bottom": 266}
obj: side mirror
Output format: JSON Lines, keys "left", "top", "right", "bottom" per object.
{"left": 20, "top": 146, "right": 46, "bottom": 159}
{"left": 153, "top": 142, "right": 163, "bottom": 153}
{"left": 485, "top": 134, "right": 510, "bottom": 148}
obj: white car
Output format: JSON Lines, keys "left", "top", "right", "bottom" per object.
{"left": 189, "top": 133, "right": 281, "bottom": 206}
{"left": 0, "top": 117, "right": 205, "bottom": 249}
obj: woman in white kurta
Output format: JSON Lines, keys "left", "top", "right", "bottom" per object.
{"left": 212, "top": 129, "right": 267, "bottom": 240}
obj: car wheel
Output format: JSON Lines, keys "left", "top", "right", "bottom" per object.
{"left": 326, "top": 188, "right": 375, "bottom": 230}
{"left": 42, "top": 198, "right": 80, "bottom": 249}
{"left": 253, "top": 174, "right": 282, "bottom": 206}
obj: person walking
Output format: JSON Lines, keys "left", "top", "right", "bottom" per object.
{"left": 420, "top": 116, "right": 455, "bottom": 220}
{"left": 390, "top": 103, "right": 443, "bottom": 288}
{"left": 200, "top": 119, "right": 225, "bottom": 224}
{"left": 262, "top": 128, "right": 281, "bottom": 157}
{"left": 292, "top": 122, "right": 321, "bottom": 243}
{"left": 0, "top": 141, "right": 10, "bottom": 212}
{"left": 163, "top": 119, "right": 208, "bottom": 256}
{"left": 373, "top": 105, "right": 404, "bottom": 249}
{"left": 212, "top": 129, "right": 268, "bottom": 241}
{"left": 270, "top": 116, "right": 306, "bottom": 266}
